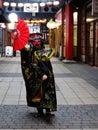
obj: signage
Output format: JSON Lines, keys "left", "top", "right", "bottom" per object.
{"left": 24, "top": 3, "right": 39, "bottom": 13}
{"left": 92, "top": 0, "right": 98, "bottom": 15}
{"left": 28, "top": 24, "right": 40, "bottom": 33}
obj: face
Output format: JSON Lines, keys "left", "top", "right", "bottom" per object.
{"left": 32, "top": 39, "right": 41, "bottom": 49}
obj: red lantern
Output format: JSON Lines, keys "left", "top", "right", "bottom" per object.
{"left": 46, "top": 1, "right": 53, "bottom": 6}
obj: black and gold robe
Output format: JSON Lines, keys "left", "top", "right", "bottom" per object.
{"left": 20, "top": 43, "right": 57, "bottom": 112}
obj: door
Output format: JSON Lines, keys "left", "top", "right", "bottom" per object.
{"left": 86, "top": 22, "right": 95, "bottom": 66}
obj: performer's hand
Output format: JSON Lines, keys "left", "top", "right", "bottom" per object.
{"left": 42, "top": 74, "right": 47, "bottom": 80}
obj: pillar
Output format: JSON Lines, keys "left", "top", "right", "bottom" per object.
{"left": 65, "top": 4, "right": 73, "bottom": 60}
{"left": 0, "top": 0, "right": 2, "bottom": 8}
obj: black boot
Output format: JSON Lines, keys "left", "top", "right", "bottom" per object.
{"left": 46, "top": 108, "right": 54, "bottom": 116}
{"left": 34, "top": 108, "right": 44, "bottom": 118}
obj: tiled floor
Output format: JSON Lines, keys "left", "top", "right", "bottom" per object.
{"left": 0, "top": 53, "right": 98, "bottom": 130}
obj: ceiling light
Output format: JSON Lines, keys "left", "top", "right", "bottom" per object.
{"left": 10, "top": 2, "right": 16, "bottom": 7}
{"left": 53, "top": 0, "right": 60, "bottom": 6}
{"left": 40, "top": 2, "right": 46, "bottom": 7}
{"left": 46, "top": 1, "right": 53, "bottom": 6}
{"left": 3, "top": 2, "right": 9, "bottom": 6}
{"left": 18, "top": 3, "right": 24, "bottom": 7}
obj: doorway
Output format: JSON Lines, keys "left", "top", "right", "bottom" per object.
{"left": 86, "top": 21, "right": 98, "bottom": 66}
{"left": 95, "top": 21, "right": 98, "bottom": 66}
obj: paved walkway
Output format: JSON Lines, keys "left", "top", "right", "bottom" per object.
{"left": 0, "top": 52, "right": 98, "bottom": 130}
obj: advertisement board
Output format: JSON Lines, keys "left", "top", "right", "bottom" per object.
{"left": 24, "top": 3, "right": 39, "bottom": 13}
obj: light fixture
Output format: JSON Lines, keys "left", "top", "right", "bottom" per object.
{"left": 40, "top": 2, "right": 46, "bottom": 7}
{"left": 3, "top": 2, "right": 9, "bottom": 6}
{"left": 10, "top": 2, "right": 16, "bottom": 7}
{"left": 53, "top": 0, "right": 60, "bottom": 6}
{"left": 7, "top": 23, "right": 16, "bottom": 30}
{"left": 47, "top": 19, "right": 56, "bottom": 29}
{"left": 25, "top": 19, "right": 47, "bottom": 24}
{"left": 25, "top": 19, "right": 30, "bottom": 24}
{"left": 3, "top": 0, "right": 60, "bottom": 8}
{"left": 0, "top": 23, "right": 6, "bottom": 28}
{"left": 8, "top": 13, "right": 18, "bottom": 23}
{"left": 86, "top": 17, "right": 97, "bottom": 22}
{"left": 46, "top": 1, "right": 53, "bottom": 6}
{"left": 73, "top": 12, "right": 78, "bottom": 24}
{"left": 41, "top": 19, "right": 47, "bottom": 23}
{"left": 18, "top": 3, "right": 24, "bottom": 7}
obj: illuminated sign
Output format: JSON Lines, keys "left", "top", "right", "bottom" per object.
{"left": 24, "top": 3, "right": 39, "bottom": 13}
{"left": 28, "top": 24, "right": 40, "bottom": 33}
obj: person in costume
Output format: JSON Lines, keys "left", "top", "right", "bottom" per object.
{"left": 20, "top": 33, "right": 57, "bottom": 117}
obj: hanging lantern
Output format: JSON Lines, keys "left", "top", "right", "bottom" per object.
{"left": 46, "top": 1, "right": 53, "bottom": 6}
{"left": 47, "top": 19, "right": 56, "bottom": 29}
{"left": 8, "top": 13, "right": 18, "bottom": 23}
{"left": 3, "top": 2, "right": 9, "bottom": 7}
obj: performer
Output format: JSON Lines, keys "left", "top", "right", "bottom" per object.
{"left": 20, "top": 33, "right": 57, "bottom": 117}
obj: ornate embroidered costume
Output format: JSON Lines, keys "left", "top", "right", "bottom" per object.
{"left": 20, "top": 34, "right": 57, "bottom": 115}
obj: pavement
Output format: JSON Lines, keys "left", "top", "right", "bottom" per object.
{"left": 0, "top": 51, "right": 98, "bottom": 130}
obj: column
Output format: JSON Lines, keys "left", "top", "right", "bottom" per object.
{"left": 65, "top": 4, "right": 73, "bottom": 60}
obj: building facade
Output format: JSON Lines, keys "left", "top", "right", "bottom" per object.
{"left": 53, "top": 0, "right": 98, "bottom": 66}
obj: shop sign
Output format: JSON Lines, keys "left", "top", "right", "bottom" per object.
{"left": 92, "top": 0, "right": 98, "bottom": 16}
{"left": 24, "top": 3, "right": 39, "bottom": 13}
{"left": 28, "top": 24, "right": 40, "bottom": 33}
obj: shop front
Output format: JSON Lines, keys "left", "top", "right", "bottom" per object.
{"left": 81, "top": 0, "right": 98, "bottom": 66}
